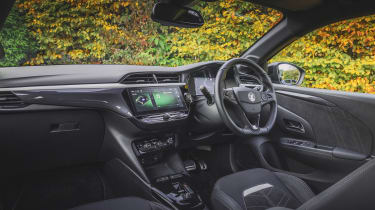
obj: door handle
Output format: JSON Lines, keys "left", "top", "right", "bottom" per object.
{"left": 284, "top": 119, "right": 305, "bottom": 133}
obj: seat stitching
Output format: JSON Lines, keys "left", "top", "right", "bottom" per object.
{"left": 279, "top": 194, "right": 288, "bottom": 206}
{"left": 266, "top": 187, "right": 273, "bottom": 196}
{"left": 275, "top": 172, "right": 314, "bottom": 196}
{"left": 260, "top": 188, "right": 275, "bottom": 207}
{"left": 284, "top": 196, "right": 291, "bottom": 207}
{"left": 214, "top": 189, "right": 242, "bottom": 210}
{"left": 274, "top": 172, "right": 314, "bottom": 203}
{"left": 275, "top": 174, "right": 306, "bottom": 203}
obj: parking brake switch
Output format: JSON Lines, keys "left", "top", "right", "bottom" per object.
{"left": 200, "top": 85, "right": 214, "bottom": 105}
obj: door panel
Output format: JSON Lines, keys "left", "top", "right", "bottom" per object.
{"left": 264, "top": 85, "right": 374, "bottom": 191}
{"left": 276, "top": 91, "right": 372, "bottom": 155}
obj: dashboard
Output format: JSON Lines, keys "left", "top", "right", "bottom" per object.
{"left": 0, "top": 61, "right": 271, "bottom": 190}
{"left": 0, "top": 61, "right": 269, "bottom": 176}
{"left": 0, "top": 60, "right": 266, "bottom": 130}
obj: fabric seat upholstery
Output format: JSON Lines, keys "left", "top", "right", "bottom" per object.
{"left": 212, "top": 157, "right": 375, "bottom": 210}
{"left": 69, "top": 197, "right": 170, "bottom": 210}
{"left": 211, "top": 168, "right": 315, "bottom": 210}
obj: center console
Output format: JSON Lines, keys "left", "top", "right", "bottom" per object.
{"left": 127, "top": 86, "right": 205, "bottom": 209}
{"left": 132, "top": 134, "right": 206, "bottom": 209}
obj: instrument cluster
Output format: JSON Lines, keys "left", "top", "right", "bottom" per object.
{"left": 187, "top": 65, "right": 265, "bottom": 96}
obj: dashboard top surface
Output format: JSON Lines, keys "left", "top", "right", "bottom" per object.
{"left": 0, "top": 61, "right": 224, "bottom": 88}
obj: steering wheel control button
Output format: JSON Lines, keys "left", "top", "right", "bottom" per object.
{"left": 262, "top": 93, "right": 268, "bottom": 101}
{"left": 167, "top": 136, "right": 174, "bottom": 145}
{"left": 144, "top": 143, "right": 152, "bottom": 149}
{"left": 224, "top": 89, "right": 237, "bottom": 102}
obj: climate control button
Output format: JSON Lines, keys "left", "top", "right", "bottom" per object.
{"left": 134, "top": 134, "right": 176, "bottom": 155}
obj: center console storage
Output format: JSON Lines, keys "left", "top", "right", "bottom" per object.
{"left": 153, "top": 174, "right": 205, "bottom": 210}
{"left": 133, "top": 135, "right": 207, "bottom": 210}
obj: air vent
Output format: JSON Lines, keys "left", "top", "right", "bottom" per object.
{"left": 0, "top": 91, "right": 26, "bottom": 109}
{"left": 122, "top": 73, "right": 156, "bottom": 84}
{"left": 155, "top": 73, "right": 180, "bottom": 83}
{"left": 122, "top": 73, "right": 181, "bottom": 84}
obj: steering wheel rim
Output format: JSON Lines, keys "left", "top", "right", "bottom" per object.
{"left": 214, "top": 58, "right": 277, "bottom": 136}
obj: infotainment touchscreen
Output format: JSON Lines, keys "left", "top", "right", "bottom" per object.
{"left": 127, "top": 87, "right": 186, "bottom": 115}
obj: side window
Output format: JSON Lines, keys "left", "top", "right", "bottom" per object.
{"left": 269, "top": 14, "right": 375, "bottom": 94}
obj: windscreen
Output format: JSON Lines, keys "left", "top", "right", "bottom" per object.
{"left": 0, "top": 0, "right": 281, "bottom": 67}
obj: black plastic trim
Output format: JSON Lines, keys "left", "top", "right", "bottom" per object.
{"left": 276, "top": 90, "right": 336, "bottom": 107}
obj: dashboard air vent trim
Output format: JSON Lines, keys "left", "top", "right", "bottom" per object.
{"left": 122, "top": 73, "right": 156, "bottom": 84}
{"left": 0, "top": 91, "right": 27, "bottom": 109}
{"left": 154, "top": 73, "right": 181, "bottom": 83}
{"left": 122, "top": 73, "right": 181, "bottom": 84}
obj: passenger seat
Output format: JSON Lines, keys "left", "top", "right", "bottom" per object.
{"left": 70, "top": 197, "right": 170, "bottom": 210}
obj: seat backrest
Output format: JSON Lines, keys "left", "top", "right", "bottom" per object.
{"left": 298, "top": 157, "right": 375, "bottom": 210}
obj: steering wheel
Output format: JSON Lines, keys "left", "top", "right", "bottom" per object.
{"left": 215, "top": 58, "right": 277, "bottom": 136}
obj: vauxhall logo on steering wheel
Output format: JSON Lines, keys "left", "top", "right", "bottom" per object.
{"left": 248, "top": 92, "right": 256, "bottom": 102}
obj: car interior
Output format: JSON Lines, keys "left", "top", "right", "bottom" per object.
{"left": 1, "top": 0, "right": 375, "bottom": 210}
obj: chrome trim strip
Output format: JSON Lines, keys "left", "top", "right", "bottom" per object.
{"left": 0, "top": 83, "right": 186, "bottom": 91}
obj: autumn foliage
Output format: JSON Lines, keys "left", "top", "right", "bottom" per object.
{"left": 0, "top": 0, "right": 375, "bottom": 94}
{"left": 271, "top": 16, "right": 375, "bottom": 93}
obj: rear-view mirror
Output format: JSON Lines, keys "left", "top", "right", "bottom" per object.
{"left": 151, "top": 3, "right": 204, "bottom": 28}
